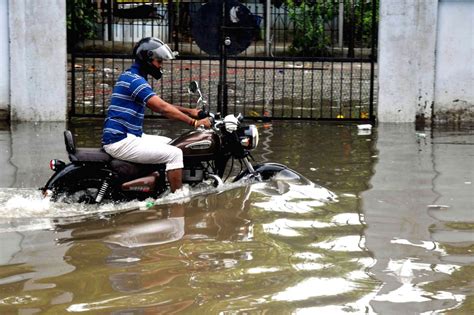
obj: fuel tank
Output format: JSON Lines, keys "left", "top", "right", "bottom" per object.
{"left": 169, "top": 129, "right": 220, "bottom": 160}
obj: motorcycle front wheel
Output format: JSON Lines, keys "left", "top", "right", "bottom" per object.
{"left": 233, "top": 163, "right": 292, "bottom": 182}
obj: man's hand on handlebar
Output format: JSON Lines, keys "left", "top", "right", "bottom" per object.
{"left": 186, "top": 108, "right": 201, "bottom": 119}
{"left": 195, "top": 117, "right": 212, "bottom": 129}
{"left": 187, "top": 108, "right": 209, "bottom": 119}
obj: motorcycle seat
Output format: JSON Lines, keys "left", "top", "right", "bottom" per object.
{"left": 70, "top": 148, "right": 112, "bottom": 163}
{"left": 64, "top": 130, "right": 112, "bottom": 163}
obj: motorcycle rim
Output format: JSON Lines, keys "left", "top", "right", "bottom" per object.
{"left": 54, "top": 178, "right": 105, "bottom": 204}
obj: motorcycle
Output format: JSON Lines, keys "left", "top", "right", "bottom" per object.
{"left": 42, "top": 81, "right": 291, "bottom": 204}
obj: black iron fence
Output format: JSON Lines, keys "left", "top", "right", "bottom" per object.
{"left": 69, "top": 0, "right": 378, "bottom": 121}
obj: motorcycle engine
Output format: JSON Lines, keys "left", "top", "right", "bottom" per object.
{"left": 183, "top": 167, "right": 204, "bottom": 182}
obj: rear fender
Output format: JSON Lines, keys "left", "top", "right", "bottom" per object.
{"left": 43, "top": 163, "right": 114, "bottom": 192}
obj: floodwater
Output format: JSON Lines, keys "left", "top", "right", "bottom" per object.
{"left": 0, "top": 120, "right": 472, "bottom": 314}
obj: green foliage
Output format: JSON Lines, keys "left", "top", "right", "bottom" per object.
{"left": 285, "top": 0, "right": 335, "bottom": 56}
{"left": 344, "top": 0, "right": 378, "bottom": 47}
{"left": 285, "top": 0, "right": 377, "bottom": 55}
{"left": 67, "top": 0, "right": 99, "bottom": 48}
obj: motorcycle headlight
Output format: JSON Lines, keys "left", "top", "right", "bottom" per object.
{"left": 239, "top": 125, "right": 259, "bottom": 150}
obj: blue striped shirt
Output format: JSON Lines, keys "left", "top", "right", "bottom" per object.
{"left": 102, "top": 63, "right": 156, "bottom": 145}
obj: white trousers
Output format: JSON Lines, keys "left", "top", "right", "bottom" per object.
{"left": 103, "top": 133, "right": 183, "bottom": 171}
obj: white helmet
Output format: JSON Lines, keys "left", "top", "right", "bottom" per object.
{"left": 133, "top": 37, "right": 178, "bottom": 79}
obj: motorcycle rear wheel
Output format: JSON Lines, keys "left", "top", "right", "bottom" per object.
{"left": 53, "top": 178, "right": 106, "bottom": 204}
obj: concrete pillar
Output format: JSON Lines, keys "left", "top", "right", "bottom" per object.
{"left": 0, "top": 0, "right": 9, "bottom": 120}
{"left": 377, "top": 0, "right": 439, "bottom": 123}
{"left": 434, "top": 0, "right": 474, "bottom": 122}
{"left": 8, "top": 0, "right": 67, "bottom": 121}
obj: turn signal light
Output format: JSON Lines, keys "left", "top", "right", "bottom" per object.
{"left": 240, "top": 138, "right": 250, "bottom": 147}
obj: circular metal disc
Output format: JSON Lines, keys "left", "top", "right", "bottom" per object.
{"left": 191, "top": 0, "right": 258, "bottom": 56}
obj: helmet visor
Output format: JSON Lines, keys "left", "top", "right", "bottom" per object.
{"left": 150, "top": 44, "right": 177, "bottom": 61}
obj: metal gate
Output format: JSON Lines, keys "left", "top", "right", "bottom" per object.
{"left": 69, "top": 0, "right": 377, "bottom": 121}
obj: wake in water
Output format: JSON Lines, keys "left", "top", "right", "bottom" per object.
{"left": 0, "top": 171, "right": 336, "bottom": 233}
{"left": 251, "top": 169, "right": 337, "bottom": 213}
{"left": 0, "top": 179, "right": 251, "bottom": 233}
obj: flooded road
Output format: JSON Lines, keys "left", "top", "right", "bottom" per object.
{"left": 0, "top": 120, "right": 472, "bottom": 314}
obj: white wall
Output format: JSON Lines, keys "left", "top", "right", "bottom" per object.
{"left": 8, "top": 0, "right": 67, "bottom": 121}
{"left": 378, "top": 0, "right": 474, "bottom": 123}
{"left": 377, "top": 0, "right": 438, "bottom": 123}
{"left": 0, "top": 0, "right": 9, "bottom": 119}
{"left": 434, "top": 0, "right": 474, "bottom": 122}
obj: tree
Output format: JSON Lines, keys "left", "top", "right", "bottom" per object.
{"left": 286, "top": 0, "right": 335, "bottom": 56}
{"left": 67, "top": 0, "right": 99, "bottom": 49}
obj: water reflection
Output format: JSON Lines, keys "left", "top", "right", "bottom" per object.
{"left": 0, "top": 227, "right": 75, "bottom": 312}
{"left": 0, "top": 122, "right": 67, "bottom": 188}
{"left": 106, "top": 214, "right": 185, "bottom": 249}
{"left": 0, "top": 120, "right": 379, "bottom": 313}
{"left": 60, "top": 186, "right": 258, "bottom": 313}
{"left": 0, "top": 120, "right": 472, "bottom": 313}
{"left": 363, "top": 123, "right": 474, "bottom": 313}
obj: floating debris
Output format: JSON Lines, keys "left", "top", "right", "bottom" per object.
{"left": 357, "top": 124, "right": 372, "bottom": 130}
{"left": 287, "top": 63, "right": 303, "bottom": 68}
{"left": 357, "top": 124, "right": 372, "bottom": 135}
{"left": 427, "top": 204, "right": 450, "bottom": 209}
{"left": 248, "top": 110, "right": 260, "bottom": 117}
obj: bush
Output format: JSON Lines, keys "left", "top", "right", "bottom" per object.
{"left": 285, "top": 0, "right": 335, "bottom": 56}
{"left": 67, "top": 0, "right": 99, "bottom": 49}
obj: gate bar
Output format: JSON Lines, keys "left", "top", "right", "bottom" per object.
{"left": 369, "top": 0, "right": 377, "bottom": 122}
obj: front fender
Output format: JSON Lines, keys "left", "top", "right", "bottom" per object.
{"left": 233, "top": 163, "right": 290, "bottom": 182}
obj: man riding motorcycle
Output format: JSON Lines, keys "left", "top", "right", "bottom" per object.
{"left": 102, "top": 37, "right": 211, "bottom": 193}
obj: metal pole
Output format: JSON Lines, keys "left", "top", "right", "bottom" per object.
{"left": 71, "top": 0, "right": 77, "bottom": 117}
{"left": 217, "top": 0, "right": 226, "bottom": 115}
{"left": 106, "top": 0, "right": 113, "bottom": 41}
{"left": 265, "top": 0, "right": 271, "bottom": 56}
{"left": 169, "top": 0, "right": 177, "bottom": 49}
{"left": 338, "top": 0, "right": 344, "bottom": 50}
{"left": 348, "top": 0, "right": 355, "bottom": 58}
{"left": 369, "top": 0, "right": 377, "bottom": 122}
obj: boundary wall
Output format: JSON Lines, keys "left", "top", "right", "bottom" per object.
{"left": 378, "top": 0, "right": 474, "bottom": 122}
{"left": 0, "top": 0, "right": 472, "bottom": 122}
{"left": 1, "top": 0, "right": 67, "bottom": 121}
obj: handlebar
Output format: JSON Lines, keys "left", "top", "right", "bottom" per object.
{"left": 198, "top": 108, "right": 209, "bottom": 119}
{"left": 190, "top": 83, "right": 243, "bottom": 131}
{"left": 196, "top": 111, "right": 241, "bottom": 132}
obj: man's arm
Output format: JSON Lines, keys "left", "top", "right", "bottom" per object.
{"left": 146, "top": 95, "right": 210, "bottom": 128}
{"left": 174, "top": 105, "right": 200, "bottom": 119}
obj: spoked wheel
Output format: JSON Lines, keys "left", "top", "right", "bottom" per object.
{"left": 233, "top": 163, "right": 290, "bottom": 182}
{"left": 53, "top": 178, "right": 106, "bottom": 204}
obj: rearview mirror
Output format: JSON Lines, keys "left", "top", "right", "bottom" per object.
{"left": 188, "top": 81, "right": 199, "bottom": 94}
